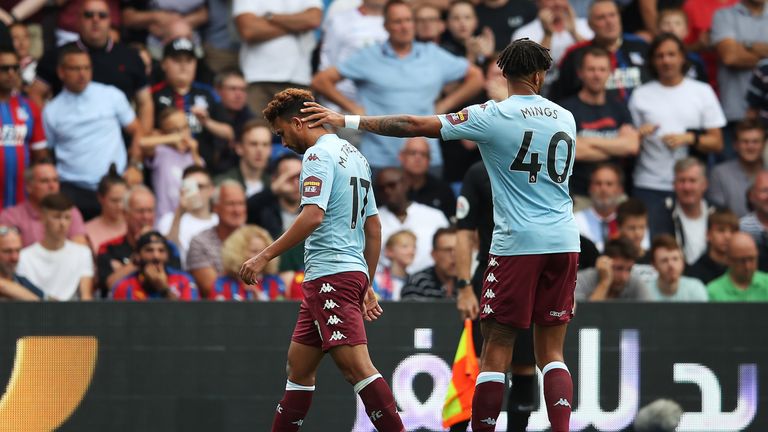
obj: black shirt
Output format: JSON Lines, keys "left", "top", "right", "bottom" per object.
{"left": 559, "top": 94, "right": 634, "bottom": 196}
{"left": 151, "top": 81, "right": 229, "bottom": 172}
{"left": 36, "top": 39, "right": 148, "bottom": 101}
{"left": 475, "top": 0, "right": 537, "bottom": 53}
{"left": 401, "top": 267, "right": 452, "bottom": 300}
{"left": 408, "top": 174, "right": 456, "bottom": 221}
{"left": 549, "top": 36, "right": 650, "bottom": 103}
{"left": 685, "top": 251, "right": 727, "bottom": 285}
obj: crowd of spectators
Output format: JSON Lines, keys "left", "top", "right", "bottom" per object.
{"left": 0, "top": 0, "right": 767, "bottom": 304}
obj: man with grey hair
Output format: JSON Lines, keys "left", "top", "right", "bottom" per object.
{"left": 96, "top": 185, "right": 181, "bottom": 297}
{"left": 186, "top": 179, "right": 247, "bottom": 297}
{"left": 0, "top": 226, "right": 44, "bottom": 300}
{"left": 649, "top": 157, "right": 716, "bottom": 265}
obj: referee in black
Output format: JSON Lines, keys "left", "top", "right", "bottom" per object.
{"left": 454, "top": 160, "right": 538, "bottom": 432}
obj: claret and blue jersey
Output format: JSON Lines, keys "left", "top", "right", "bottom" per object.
{"left": 299, "top": 134, "right": 378, "bottom": 282}
{"left": 439, "top": 96, "right": 581, "bottom": 256}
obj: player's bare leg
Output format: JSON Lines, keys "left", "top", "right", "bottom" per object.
{"left": 534, "top": 323, "right": 572, "bottom": 432}
{"left": 330, "top": 344, "right": 405, "bottom": 432}
{"left": 271, "top": 341, "right": 325, "bottom": 432}
{"left": 471, "top": 319, "right": 517, "bottom": 432}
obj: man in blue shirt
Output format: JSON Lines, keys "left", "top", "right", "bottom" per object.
{"left": 302, "top": 39, "right": 578, "bottom": 432}
{"left": 42, "top": 44, "right": 144, "bottom": 220}
{"left": 311, "top": 0, "right": 483, "bottom": 171}
{"left": 239, "top": 89, "right": 404, "bottom": 432}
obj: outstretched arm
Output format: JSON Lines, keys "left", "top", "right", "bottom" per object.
{"left": 301, "top": 102, "right": 443, "bottom": 138}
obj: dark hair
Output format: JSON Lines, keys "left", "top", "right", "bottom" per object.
{"left": 271, "top": 152, "right": 302, "bottom": 174}
{"left": 57, "top": 43, "right": 89, "bottom": 67}
{"left": 708, "top": 208, "right": 739, "bottom": 231}
{"left": 182, "top": 165, "right": 210, "bottom": 180}
{"left": 240, "top": 119, "right": 272, "bottom": 141}
{"left": 497, "top": 38, "right": 553, "bottom": 80}
{"left": 590, "top": 162, "right": 625, "bottom": 187}
{"left": 0, "top": 47, "right": 18, "bottom": 58}
{"left": 577, "top": 45, "right": 611, "bottom": 70}
{"left": 647, "top": 33, "right": 690, "bottom": 80}
{"left": 97, "top": 164, "right": 126, "bottom": 196}
{"left": 40, "top": 192, "right": 74, "bottom": 212}
{"left": 432, "top": 226, "right": 457, "bottom": 250}
{"left": 616, "top": 198, "right": 647, "bottom": 226}
{"left": 603, "top": 237, "right": 638, "bottom": 260}
{"left": 734, "top": 119, "right": 766, "bottom": 140}
{"left": 213, "top": 68, "right": 245, "bottom": 88}
{"left": 650, "top": 233, "right": 681, "bottom": 262}
{"left": 262, "top": 88, "right": 315, "bottom": 124}
{"left": 384, "top": 0, "right": 410, "bottom": 21}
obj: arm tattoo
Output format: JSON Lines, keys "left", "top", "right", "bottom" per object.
{"left": 360, "top": 115, "right": 419, "bottom": 137}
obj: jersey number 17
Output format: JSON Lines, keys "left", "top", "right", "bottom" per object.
{"left": 349, "top": 177, "right": 371, "bottom": 229}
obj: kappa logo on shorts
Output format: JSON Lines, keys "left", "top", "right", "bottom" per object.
{"left": 329, "top": 331, "right": 347, "bottom": 341}
{"left": 488, "top": 257, "right": 499, "bottom": 267}
{"left": 550, "top": 310, "right": 567, "bottom": 317}
{"left": 480, "top": 417, "right": 497, "bottom": 425}
{"left": 482, "top": 304, "right": 494, "bottom": 314}
{"left": 370, "top": 410, "right": 383, "bottom": 422}
{"left": 484, "top": 289, "right": 496, "bottom": 299}
{"left": 302, "top": 176, "right": 322, "bottom": 198}
{"left": 554, "top": 398, "right": 571, "bottom": 408}
{"left": 445, "top": 108, "right": 470, "bottom": 125}
{"left": 327, "top": 315, "right": 343, "bottom": 325}
{"left": 323, "top": 299, "right": 340, "bottom": 310}
{"left": 276, "top": 403, "right": 283, "bottom": 413}
{"left": 292, "top": 419, "right": 304, "bottom": 426}
{"left": 486, "top": 273, "right": 498, "bottom": 283}
{"left": 320, "top": 283, "right": 336, "bottom": 293}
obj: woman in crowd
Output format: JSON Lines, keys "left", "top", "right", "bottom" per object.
{"left": 85, "top": 167, "right": 127, "bottom": 254}
{"left": 215, "top": 225, "right": 284, "bottom": 301}
{"left": 439, "top": 0, "right": 494, "bottom": 66}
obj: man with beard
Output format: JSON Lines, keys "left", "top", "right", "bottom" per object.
{"left": 112, "top": 231, "right": 199, "bottom": 300}
{"left": 574, "top": 163, "right": 625, "bottom": 252}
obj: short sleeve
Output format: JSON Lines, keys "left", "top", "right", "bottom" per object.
{"left": 431, "top": 45, "right": 470, "bottom": 84}
{"left": 690, "top": 279, "right": 709, "bottom": 302}
{"left": 68, "top": 208, "right": 87, "bottom": 238}
{"left": 112, "top": 87, "right": 137, "bottom": 127}
{"left": 456, "top": 165, "right": 482, "bottom": 230}
{"left": 78, "top": 245, "right": 95, "bottom": 278}
{"left": 698, "top": 84, "right": 727, "bottom": 129}
{"left": 42, "top": 104, "right": 56, "bottom": 149}
{"left": 186, "top": 234, "right": 214, "bottom": 270}
{"left": 439, "top": 102, "right": 494, "bottom": 142}
{"left": 337, "top": 47, "right": 372, "bottom": 82}
{"left": 28, "top": 101, "right": 47, "bottom": 150}
{"left": 574, "top": 269, "right": 596, "bottom": 301}
{"left": 710, "top": 8, "right": 735, "bottom": 45}
{"left": 233, "top": 0, "right": 262, "bottom": 17}
{"left": 300, "top": 148, "right": 334, "bottom": 211}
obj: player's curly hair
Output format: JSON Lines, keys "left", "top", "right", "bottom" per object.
{"left": 262, "top": 88, "right": 315, "bottom": 124}
{"left": 496, "top": 38, "right": 553, "bottom": 80}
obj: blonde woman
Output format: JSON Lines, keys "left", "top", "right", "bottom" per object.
{"left": 215, "top": 225, "right": 284, "bottom": 301}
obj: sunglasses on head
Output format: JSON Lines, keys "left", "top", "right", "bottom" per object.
{"left": 0, "top": 64, "right": 20, "bottom": 73}
{"left": 0, "top": 226, "right": 20, "bottom": 236}
{"left": 83, "top": 10, "right": 109, "bottom": 19}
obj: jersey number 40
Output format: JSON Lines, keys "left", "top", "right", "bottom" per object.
{"left": 510, "top": 130, "right": 574, "bottom": 184}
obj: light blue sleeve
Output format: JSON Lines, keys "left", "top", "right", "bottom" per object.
{"left": 112, "top": 87, "right": 137, "bottom": 127}
{"left": 300, "top": 147, "right": 335, "bottom": 211}
{"left": 431, "top": 44, "right": 470, "bottom": 83}
{"left": 42, "top": 104, "right": 55, "bottom": 150}
{"left": 338, "top": 45, "right": 374, "bottom": 82}
{"left": 439, "top": 102, "right": 494, "bottom": 142}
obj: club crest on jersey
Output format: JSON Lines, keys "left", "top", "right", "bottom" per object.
{"left": 446, "top": 108, "right": 469, "bottom": 125}
{"left": 307, "top": 153, "right": 320, "bottom": 162}
{"left": 302, "top": 176, "right": 322, "bottom": 197}
{"left": 15, "top": 107, "right": 28, "bottom": 121}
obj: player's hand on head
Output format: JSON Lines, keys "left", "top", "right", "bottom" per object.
{"left": 300, "top": 101, "right": 346, "bottom": 129}
{"left": 457, "top": 288, "right": 480, "bottom": 320}
{"left": 361, "top": 286, "right": 383, "bottom": 322}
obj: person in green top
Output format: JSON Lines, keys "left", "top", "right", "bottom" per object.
{"left": 707, "top": 232, "right": 768, "bottom": 301}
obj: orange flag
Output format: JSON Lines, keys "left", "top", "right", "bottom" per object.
{"left": 442, "top": 319, "right": 480, "bottom": 429}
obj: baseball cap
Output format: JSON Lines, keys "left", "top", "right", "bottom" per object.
{"left": 135, "top": 231, "right": 168, "bottom": 251}
{"left": 163, "top": 38, "right": 197, "bottom": 59}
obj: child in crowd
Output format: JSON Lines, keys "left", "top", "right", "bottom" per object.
{"left": 374, "top": 230, "right": 417, "bottom": 300}
{"left": 214, "top": 225, "right": 284, "bottom": 301}
{"left": 657, "top": 9, "right": 708, "bottom": 82}
{"left": 141, "top": 107, "right": 203, "bottom": 217}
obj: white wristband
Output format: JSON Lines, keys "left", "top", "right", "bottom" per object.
{"left": 344, "top": 115, "right": 361, "bottom": 130}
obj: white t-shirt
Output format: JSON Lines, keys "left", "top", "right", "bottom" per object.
{"left": 512, "top": 18, "right": 593, "bottom": 65}
{"left": 630, "top": 78, "right": 726, "bottom": 191}
{"left": 677, "top": 202, "right": 708, "bottom": 265}
{"left": 17, "top": 241, "right": 94, "bottom": 300}
{"left": 156, "top": 212, "right": 219, "bottom": 268}
{"left": 378, "top": 202, "right": 450, "bottom": 273}
{"left": 233, "top": 0, "right": 323, "bottom": 84}
{"left": 320, "top": 7, "right": 387, "bottom": 107}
